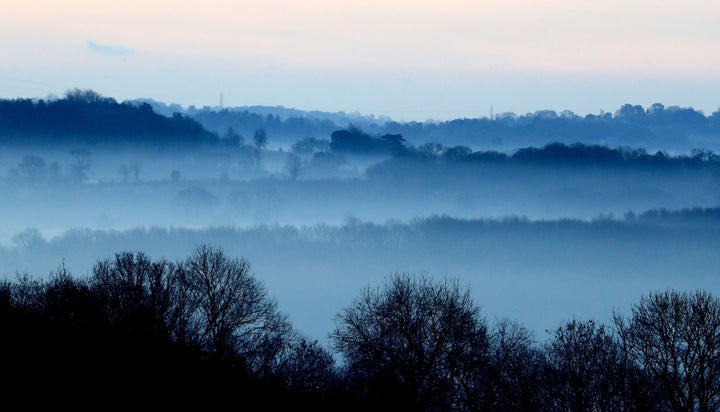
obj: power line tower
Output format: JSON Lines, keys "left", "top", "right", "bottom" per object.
{"left": 219, "top": 92, "right": 224, "bottom": 110}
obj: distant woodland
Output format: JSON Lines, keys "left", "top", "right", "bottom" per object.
{"left": 1, "top": 89, "right": 719, "bottom": 181}
{"left": 154, "top": 97, "right": 720, "bottom": 151}
{"left": 2, "top": 89, "right": 720, "bottom": 153}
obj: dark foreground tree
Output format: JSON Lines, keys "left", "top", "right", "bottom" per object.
{"left": 330, "top": 272, "right": 489, "bottom": 411}
{"left": 614, "top": 290, "right": 720, "bottom": 412}
{"left": 275, "top": 335, "right": 342, "bottom": 404}
{"left": 485, "top": 318, "right": 546, "bottom": 411}
{"left": 91, "top": 251, "right": 181, "bottom": 339}
{"left": 544, "top": 318, "right": 664, "bottom": 412}
{"left": 0, "top": 247, "right": 346, "bottom": 409}
{"left": 176, "top": 244, "right": 293, "bottom": 377}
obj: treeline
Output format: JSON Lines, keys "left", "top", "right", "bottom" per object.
{"left": 286, "top": 127, "right": 720, "bottom": 181}
{"left": 2, "top": 245, "right": 719, "bottom": 410}
{"left": 190, "top": 105, "right": 341, "bottom": 143}
{"left": 179, "top": 101, "right": 720, "bottom": 150}
{"left": 363, "top": 140, "right": 720, "bottom": 179}
{"left": 324, "top": 125, "right": 719, "bottom": 166}
{"left": 6, "top": 207, "right": 719, "bottom": 279}
{"left": 132, "top": 98, "right": 389, "bottom": 140}
{"left": 376, "top": 103, "right": 720, "bottom": 149}
{"left": 0, "top": 89, "right": 216, "bottom": 147}
{"left": 8, "top": 90, "right": 719, "bottom": 152}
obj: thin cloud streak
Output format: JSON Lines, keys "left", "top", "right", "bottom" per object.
{"left": 87, "top": 41, "right": 133, "bottom": 56}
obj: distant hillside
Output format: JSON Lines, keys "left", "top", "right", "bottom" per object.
{"left": 375, "top": 104, "right": 720, "bottom": 152}
{"left": 126, "top": 98, "right": 389, "bottom": 125}
{"left": 0, "top": 89, "right": 217, "bottom": 147}
{"left": 126, "top": 98, "right": 387, "bottom": 146}
{"left": 4, "top": 90, "right": 720, "bottom": 153}
{"left": 132, "top": 99, "right": 720, "bottom": 152}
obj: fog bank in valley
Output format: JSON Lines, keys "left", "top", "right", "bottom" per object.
{"left": 1, "top": 92, "right": 718, "bottom": 344}
{"left": 4, "top": 210, "right": 719, "bottom": 344}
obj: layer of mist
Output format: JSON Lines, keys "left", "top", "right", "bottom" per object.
{"left": 3, "top": 210, "right": 719, "bottom": 344}
{"left": 0, "top": 142, "right": 717, "bottom": 244}
{"left": 1, "top": 91, "right": 718, "bottom": 346}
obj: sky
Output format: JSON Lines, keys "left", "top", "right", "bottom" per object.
{"left": 2, "top": 0, "right": 719, "bottom": 121}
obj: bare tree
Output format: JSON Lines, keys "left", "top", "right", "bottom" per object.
{"left": 8, "top": 272, "right": 44, "bottom": 312}
{"left": 224, "top": 126, "right": 244, "bottom": 146}
{"left": 485, "top": 318, "right": 546, "bottom": 411}
{"left": 15, "top": 154, "right": 48, "bottom": 183}
{"left": 285, "top": 153, "right": 303, "bottom": 180}
{"left": 69, "top": 148, "right": 92, "bottom": 182}
{"left": 129, "top": 160, "right": 141, "bottom": 182}
{"left": 91, "top": 251, "right": 180, "bottom": 338}
{"left": 64, "top": 88, "right": 104, "bottom": 104}
{"left": 543, "top": 318, "right": 651, "bottom": 412}
{"left": 614, "top": 289, "right": 720, "bottom": 412}
{"left": 276, "top": 335, "right": 340, "bottom": 399}
{"left": 253, "top": 128, "right": 268, "bottom": 151}
{"left": 176, "top": 245, "right": 292, "bottom": 376}
{"left": 119, "top": 164, "right": 130, "bottom": 183}
{"left": 12, "top": 227, "right": 45, "bottom": 252}
{"left": 249, "top": 128, "right": 268, "bottom": 170}
{"left": 291, "top": 137, "right": 330, "bottom": 155}
{"left": 417, "top": 142, "right": 445, "bottom": 160}
{"left": 330, "top": 272, "right": 489, "bottom": 411}
{"left": 119, "top": 161, "right": 142, "bottom": 183}
{"left": 442, "top": 145, "right": 473, "bottom": 162}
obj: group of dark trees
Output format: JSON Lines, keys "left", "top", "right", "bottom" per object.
{"left": 361, "top": 139, "right": 720, "bottom": 180}
{"left": 5, "top": 147, "right": 95, "bottom": 184}
{"left": 283, "top": 126, "right": 720, "bottom": 182}
{"left": 2, "top": 244, "right": 719, "bottom": 411}
{"left": 2, "top": 245, "right": 334, "bottom": 409}
{"left": 329, "top": 125, "right": 406, "bottom": 155}
{"left": 336, "top": 277, "right": 720, "bottom": 411}
{"left": 0, "top": 89, "right": 216, "bottom": 147}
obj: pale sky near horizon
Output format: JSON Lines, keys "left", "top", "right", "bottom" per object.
{"left": 2, "top": 0, "right": 719, "bottom": 121}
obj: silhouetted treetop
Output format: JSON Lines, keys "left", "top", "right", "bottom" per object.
{"left": 330, "top": 125, "right": 407, "bottom": 155}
